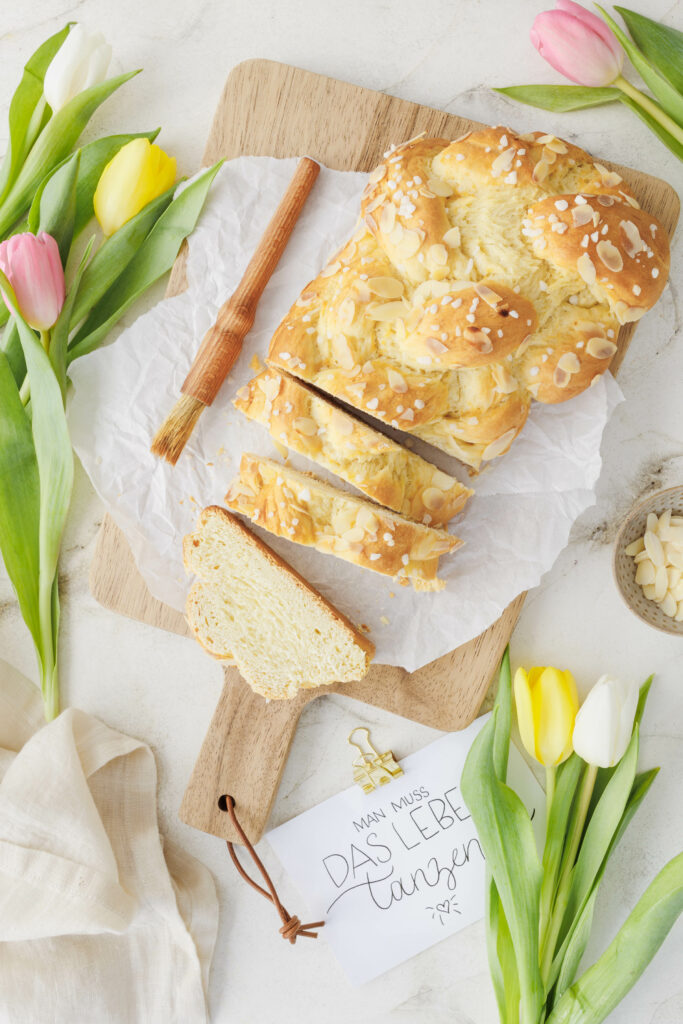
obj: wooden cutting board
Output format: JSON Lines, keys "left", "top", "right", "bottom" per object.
{"left": 89, "top": 59, "right": 679, "bottom": 846}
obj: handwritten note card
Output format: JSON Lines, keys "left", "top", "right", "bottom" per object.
{"left": 266, "top": 716, "right": 543, "bottom": 984}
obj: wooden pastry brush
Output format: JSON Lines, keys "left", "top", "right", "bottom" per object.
{"left": 151, "top": 156, "right": 320, "bottom": 464}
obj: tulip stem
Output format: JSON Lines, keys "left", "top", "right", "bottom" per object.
{"left": 540, "top": 762, "right": 598, "bottom": 984}
{"left": 613, "top": 76, "right": 683, "bottom": 146}
{"left": 19, "top": 375, "right": 30, "bottom": 406}
{"left": 545, "top": 766, "right": 556, "bottom": 814}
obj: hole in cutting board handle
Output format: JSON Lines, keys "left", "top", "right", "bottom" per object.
{"left": 217, "top": 794, "right": 233, "bottom": 812}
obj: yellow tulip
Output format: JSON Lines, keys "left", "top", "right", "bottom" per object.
{"left": 513, "top": 665, "right": 579, "bottom": 766}
{"left": 94, "top": 138, "right": 176, "bottom": 236}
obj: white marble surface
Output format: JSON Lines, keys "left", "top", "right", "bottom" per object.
{"left": 1, "top": 2, "right": 682, "bottom": 1022}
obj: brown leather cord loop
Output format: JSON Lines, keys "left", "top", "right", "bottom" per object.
{"left": 220, "top": 795, "right": 324, "bottom": 944}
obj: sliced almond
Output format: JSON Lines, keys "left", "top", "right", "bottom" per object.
{"left": 330, "top": 409, "right": 353, "bottom": 436}
{"left": 429, "top": 243, "right": 448, "bottom": 266}
{"left": 577, "top": 252, "right": 596, "bottom": 285}
{"left": 545, "top": 137, "right": 568, "bottom": 154}
{"left": 586, "top": 337, "right": 617, "bottom": 360}
{"left": 431, "top": 468, "right": 456, "bottom": 490}
{"left": 474, "top": 283, "right": 503, "bottom": 307}
{"left": 396, "top": 230, "right": 422, "bottom": 258}
{"left": 553, "top": 366, "right": 571, "bottom": 388}
{"left": 338, "top": 298, "right": 356, "bottom": 328}
{"left": 596, "top": 240, "right": 623, "bottom": 272}
{"left": 597, "top": 194, "right": 614, "bottom": 207}
{"left": 482, "top": 428, "right": 516, "bottom": 460}
{"left": 367, "top": 300, "right": 408, "bottom": 322}
{"left": 422, "top": 487, "right": 445, "bottom": 511}
{"left": 594, "top": 162, "right": 622, "bottom": 187}
{"left": 532, "top": 159, "right": 550, "bottom": 183}
{"left": 443, "top": 226, "right": 461, "bottom": 248}
{"left": 257, "top": 375, "right": 282, "bottom": 403}
{"left": 356, "top": 507, "right": 379, "bottom": 535}
{"left": 635, "top": 558, "right": 656, "bottom": 586}
{"left": 342, "top": 526, "right": 365, "bottom": 545}
{"left": 332, "top": 333, "right": 356, "bottom": 370}
{"left": 619, "top": 219, "right": 645, "bottom": 258}
{"left": 368, "top": 276, "right": 404, "bottom": 299}
{"left": 294, "top": 416, "right": 317, "bottom": 437}
{"left": 645, "top": 530, "right": 665, "bottom": 566}
{"left": 320, "top": 261, "right": 341, "bottom": 279}
{"left": 367, "top": 163, "right": 387, "bottom": 185}
{"left": 572, "top": 204, "right": 594, "bottom": 227}
{"left": 379, "top": 203, "right": 396, "bottom": 234}
{"left": 614, "top": 302, "right": 646, "bottom": 324}
{"left": 491, "top": 147, "right": 515, "bottom": 177}
{"left": 427, "top": 177, "right": 453, "bottom": 197}
{"left": 492, "top": 364, "right": 517, "bottom": 393}
{"left": 558, "top": 352, "right": 581, "bottom": 374}
{"left": 464, "top": 326, "right": 493, "bottom": 353}
{"left": 425, "top": 337, "right": 447, "bottom": 355}
{"left": 387, "top": 368, "right": 408, "bottom": 393}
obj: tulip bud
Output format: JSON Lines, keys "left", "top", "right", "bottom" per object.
{"left": 93, "top": 138, "right": 177, "bottom": 237}
{"left": 43, "top": 24, "right": 112, "bottom": 113}
{"left": 530, "top": 0, "right": 623, "bottom": 88}
{"left": 0, "top": 232, "right": 65, "bottom": 330}
{"left": 572, "top": 674, "right": 639, "bottom": 768}
{"left": 514, "top": 665, "right": 579, "bottom": 766}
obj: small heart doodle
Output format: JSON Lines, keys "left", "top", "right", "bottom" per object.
{"left": 426, "top": 896, "right": 461, "bottom": 925}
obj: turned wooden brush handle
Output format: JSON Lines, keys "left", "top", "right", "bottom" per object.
{"left": 181, "top": 156, "right": 320, "bottom": 407}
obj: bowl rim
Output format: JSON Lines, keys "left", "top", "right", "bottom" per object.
{"left": 612, "top": 484, "right": 683, "bottom": 637}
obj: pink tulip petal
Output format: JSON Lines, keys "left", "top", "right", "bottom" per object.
{"left": 531, "top": 9, "right": 622, "bottom": 86}
{"left": 555, "top": 0, "right": 623, "bottom": 61}
{"left": 0, "top": 232, "right": 65, "bottom": 329}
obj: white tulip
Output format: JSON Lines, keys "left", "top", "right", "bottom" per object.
{"left": 43, "top": 25, "right": 112, "bottom": 112}
{"left": 572, "top": 675, "right": 640, "bottom": 768}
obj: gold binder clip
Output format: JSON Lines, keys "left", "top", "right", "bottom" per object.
{"left": 348, "top": 727, "right": 404, "bottom": 794}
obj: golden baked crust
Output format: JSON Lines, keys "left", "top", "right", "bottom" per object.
{"left": 267, "top": 127, "right": 670, "bottom": 468}
{"left": 225, "top": 454, "right": 461, "bottom": 591}
{"left": 234, "top": 368, "right": 472, "bottom": 526}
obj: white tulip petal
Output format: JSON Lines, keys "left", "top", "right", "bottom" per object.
{"left": 573, "top": 675, "right": 632, "bottom": 768}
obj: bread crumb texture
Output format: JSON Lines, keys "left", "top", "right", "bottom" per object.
{"left": 184, "top": 506, "right": 374, "bottom": 699}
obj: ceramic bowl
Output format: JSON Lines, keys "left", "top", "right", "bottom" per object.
{"left": 613, "top": 485, "right": 683, "bottom": 637}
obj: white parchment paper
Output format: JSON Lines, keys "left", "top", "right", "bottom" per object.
{"left": 68, "top": 157, "right": 623, "bottom": 671}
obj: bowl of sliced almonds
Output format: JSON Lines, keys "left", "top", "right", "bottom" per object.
{"left": 613, "top": 485, "right": 683, "bottom": 636}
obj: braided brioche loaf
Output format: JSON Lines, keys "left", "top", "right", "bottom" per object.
{"left": 268, "top": 127, "right": 669, "bottom": 469}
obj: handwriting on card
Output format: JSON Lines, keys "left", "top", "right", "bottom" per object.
{"left": 323, "top": 784, "right": 483, "bottom": 914}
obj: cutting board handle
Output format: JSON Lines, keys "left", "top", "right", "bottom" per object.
{"left": 179, "top": 667, "right": 306, "bottom": 844}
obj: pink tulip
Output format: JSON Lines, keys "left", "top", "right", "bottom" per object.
{"left": 0, "top": 232, "right": 65, "bottom": 331}
{"left": 531, "top": 0, "right": 623, "bottom": 87}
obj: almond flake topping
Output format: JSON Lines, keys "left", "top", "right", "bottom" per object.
{"left": 619, "top": 219, "right": 645, "bottom": 258}
{"left": 596, "top": 240, "right": 623, "bottom": 272}
{"left": 586, "top": 337, "right": 617, "bottom": 359}
{"left": 491, "top": 147, "right": 516, "bottom": 177}
{"left": 368, "top": 276, "right": 404, "bottom": 299}
{"left": 577, "top": 252, "right": 596, "bottom": 285}
{"left": 443, "top": 226, "right": 461, "bottom": 248}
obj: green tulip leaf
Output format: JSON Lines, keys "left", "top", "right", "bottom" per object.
{"left": 0, "top": 24, "right": 71, "bottom": 205}
{"left": 492, "top": 647, "right": 512, "bottom": 781}
{"left": 1, "top": 320, "right": 26, "bottom": 388}
{"left": 617, "top": 93, "right": 683, "bottom": 159}
{"left": 0, "top": 70, "right": 141, "bottom": 239}
{"left": 597, "top": 6, "right": 683, "bottom": 127}
{"left": 49, "top": 237, "right": 95, "bottom": 398}
{"left": 68, "top": 161, "right": 223, "bottom": 361}
{"left": 548, "top": 767, "right": 660, "bottom": 1003}
{"left": 8, "top": 301, "right": 73, "bottom": 718}
{"left": 0, "top": 350, "right": 41, "bottom": 650}
{"left": 494, "top": 85, "right": 621, "bottom": 112}
{"left": 487, "top": 878, "right": 520, "bottom": 1024}
{"left": 540, "top": 754, "right": 583, "bottom": 941}
{"left": 615, "top": 7, "right": 683, "bottom": 95}
{"left": 69, "top": 183, "right": 176, "bottom": 331}
{"left": 462, "top": 705, "right": 544, "bottom": 1024}
{"left": 28, "top": 150, "right": 80, "bottom": 265}
{"left": 546, "top": 850, "right": 683, "bottom": 1024}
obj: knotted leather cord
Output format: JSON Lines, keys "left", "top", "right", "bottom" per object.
{"left": 221, "top": 795, "right": 324, "bottom": 944}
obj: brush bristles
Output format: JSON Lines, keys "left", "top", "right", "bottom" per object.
{"left": 151, "top": 393, "right": 206, "bottom": 465}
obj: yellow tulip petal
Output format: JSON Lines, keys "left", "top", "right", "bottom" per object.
{"left": 536, "top": 667, "right": 579, "bottom": 766}
{"left": 514, "top": 666, "right": 538, "bottom": 761}
{"left": 94, "top": 139, "right": 176, "bottom": 237}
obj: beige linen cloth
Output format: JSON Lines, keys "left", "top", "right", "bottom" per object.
{"left": 0, "top": 659, "right": 218, "bottom": 1024}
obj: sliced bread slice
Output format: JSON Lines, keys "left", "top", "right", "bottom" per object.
{"left": 234, "top": 368, "right": 472, "bottom": 526}
{"left": 225, "top": 454, "right": 462, "bottom": 591}
{"left": 184, "top": 506, "right": 374, "bottom": 699}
